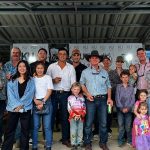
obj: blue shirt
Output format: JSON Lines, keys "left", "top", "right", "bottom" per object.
{"left": 80, "top": 66, "right": 111, "bottom": 96}
{"left": 3, "top": 61, "right": 17, "bottom": 76}
{"left": 115, "top": 84, "right": 135, "bottom": 111}
{"left": 6, "top": 78, "right": 35, "bottom": 112}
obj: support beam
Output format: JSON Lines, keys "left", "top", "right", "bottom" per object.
{"left": 0, "top": 24, "right": 149, "bottom": 28}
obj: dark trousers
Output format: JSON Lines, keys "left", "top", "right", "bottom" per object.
{"left": 0, "top": 101, "right": 6, "bottom": 143}
{"left": 2, "top": 110, "right": 31, "bottom": 150}
{"left": 51, "top": 91, "right": 70, "bottom": 142}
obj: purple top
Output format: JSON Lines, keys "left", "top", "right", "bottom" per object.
{"left": 115, "top": 84, "right": 135, "bottom": 111}
{"left": 134, "top": 115, "right": 150, "bottom": 136}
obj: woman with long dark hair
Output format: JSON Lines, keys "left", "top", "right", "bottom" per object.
{"left": 2, "top": 60, "right": 35, "bottom": 150}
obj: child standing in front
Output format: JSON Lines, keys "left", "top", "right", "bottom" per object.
{"left": 115, "top": 70, "right": 135, "bottom": 147}
{"left": 68, "top": 82, "right": 86, "bottom": 150}
{"left": 132, "top": 89, "right": 148, "bottom": 148}
{"left": 134, "top": 102, "right": 150, "bottom": 150}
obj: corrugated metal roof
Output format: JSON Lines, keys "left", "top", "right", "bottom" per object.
{"left": 0, "top": 0, "right": 150, "bottom": 46}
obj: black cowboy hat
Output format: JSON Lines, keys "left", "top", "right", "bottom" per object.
{"left": 85, "top": 50, "right": 102, "bottom": 61}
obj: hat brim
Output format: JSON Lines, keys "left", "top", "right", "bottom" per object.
{"left": 85, "top": 54, "right": 102, "bottom": 62}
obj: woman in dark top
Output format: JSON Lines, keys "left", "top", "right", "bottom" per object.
{"left": 2, "top": 60, "right": 35, "bottom": 150}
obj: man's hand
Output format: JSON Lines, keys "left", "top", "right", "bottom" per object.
{"left": 107, "top": 98, "right": 113, "bottom": 106}
{"left": 53, "top": 77, "right": 62, "bottom": 84}
{"left": 86, "top": 93, "right": 94, "bottom": 101}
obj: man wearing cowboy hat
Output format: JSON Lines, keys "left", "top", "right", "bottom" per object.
{"left": 80, "top": 50, "right": 113, "bottom": 150}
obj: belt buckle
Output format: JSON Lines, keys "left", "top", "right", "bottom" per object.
{"left": 59, "top": 90, "right": 64, "bottom": 93}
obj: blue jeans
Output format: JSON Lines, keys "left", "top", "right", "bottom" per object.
{"left": 51, "top": 91, "right": 70, "bottom": 142}
{"left": 84, "top": 95, "right": 108, "bottom": 145}
{"left": 70, "top": 119, "right": 83, "bottom": 146}
{"left": 117, "top": 109, "right": 132, "bottom": 144}
{"left": 32, "top": 101, "right": 52, "bottom": 148}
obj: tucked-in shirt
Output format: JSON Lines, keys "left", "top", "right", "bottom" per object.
{"left": 46, "top": 62, "right": 76, "bottom": 91}
{"left": 3, "top": 61, "right": 17, "bottom": 76}
{"left": 135, "top": 62, "right": 150, "bottom": 90}
{"left": 80, "top": 66, "right": 111, "bottom": 96}
{"left": 68, "top": 95, "right": 86, "bottom": 121}
{"left": 115, "top": 84, "right": 135, "bottom": 111}
{"left": 34, "top": 75, "right": 53, "bottom": 99}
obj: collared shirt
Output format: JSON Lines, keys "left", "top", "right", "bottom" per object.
{"left": 3, "top": 61, "right": 17, "bottom": 76}
{"left": 115, "top": 84, "right": 135, "bottom": 111}
{"left": 135, "top": 62, "right": 150, "bottom": 90}
{"left": 80, "top": 66, "right": 111, "bottom": 96}
{"left": 46, "top": 62, "right": 76, "bottom": 91}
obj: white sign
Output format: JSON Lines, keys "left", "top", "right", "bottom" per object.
{"left": 13, "top": 43, "right": 49, "bottom": 63}
{"left": 69, "top": 43, "right": 143, "bottom": 69}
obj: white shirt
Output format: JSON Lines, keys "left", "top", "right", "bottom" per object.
{"left": 34, "top": 75, "right": 53, "bottom": 99}
{"left": 46, "top": 62, "right": 76, "bottom": 91}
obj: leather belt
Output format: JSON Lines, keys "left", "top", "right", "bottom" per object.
{"left": 93, "top": 94, "right": 107, "bottom": 98}
{"left": 53, "top": 90, "right": 69, "bottom": 94}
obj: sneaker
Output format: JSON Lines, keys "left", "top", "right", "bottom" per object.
{"left": 127, "top": 142, "right": 132, "bottom": 147}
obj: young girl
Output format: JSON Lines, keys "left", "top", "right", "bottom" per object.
{"left": 67, "top": 82, "right": 86, "bottom": 150}
{"left": 132, "top": 89, "right": 148, "bottom": 148}
{"left": 32, "top": 61, "right": 53, "bottom": 150}
{"left": 129, "top": 64, "right": 137, "bottom": 86}
{"left": 2, "top": 60, "right": 35, "bottom": 150}
{"left": 134, "top": 102, "right": 150, "bottom": 150}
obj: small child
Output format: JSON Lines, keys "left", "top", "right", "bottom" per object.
{"left": 129, "top": 64, "right": 137, "bottom": 87}
{"left": 67, "top": 82, "right": 86, "bottom": 150}
{"left": 115, "top": 70, "right": 135, "bottom": 147}
{"left": 134, "top": 102, "right": 150, "bottom": 150}
{"left": 132, "top": 89, "right": 148, "bottom": 148}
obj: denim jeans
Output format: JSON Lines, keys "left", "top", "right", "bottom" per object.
{"left": 84, "top": 95, "right": 108, "bottom": 145}
{"left": 70, "top": 119, "right": 83, "bottom": 146}
{"left": 51, "top": 91, "right": 70, "bottom": 142}
{"left": 117, "top": 109, "right": 132, "bottom": 144}
{"left": 32, "top": 101, "right": 52, "bottom": 148}
{"left": 0, "top": 101, "right": 6, "bottom": 143}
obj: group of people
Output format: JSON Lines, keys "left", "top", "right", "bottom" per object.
{"left": 0, "top": 46, "right": 150, "bottom": 150}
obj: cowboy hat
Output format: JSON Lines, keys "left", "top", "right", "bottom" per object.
{"left": 85, "top": 50, "right": 102, "bottom": 61}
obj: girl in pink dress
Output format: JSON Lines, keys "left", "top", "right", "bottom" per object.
{"left": 134, "top": 102, "right": 150, "bottom": 150}
{"left": 132, "top": 89, "right": 148, "bottom": 148}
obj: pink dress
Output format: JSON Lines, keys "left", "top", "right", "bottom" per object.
{"left": 132, "top": 100, "right": 142, "bottom": 147}
{"left": 134, "top": 115, "right": 150, "bottom": 150}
